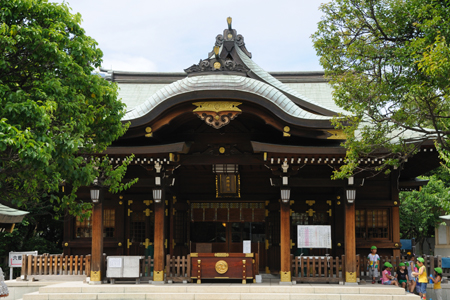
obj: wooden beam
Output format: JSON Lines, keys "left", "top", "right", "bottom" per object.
{"left": 280, "top": 200, "right": 291, "bottom": 282}
{"left": 251, "top": 141, "right": 346, "bottom": 154}
{"left": 102, "top": 142, "right": 190, "bottom": 155}
{"left": 153, "top": 198, "right": 165, "bottom": 282}
{"left": 90, "top": 201, "right": 103, "bottom": 283}
{"left": 344, "top": 202, "right": 357, "bottom": 284}
{"left": 180, "top": 155, "right": 262, "bottom": 165}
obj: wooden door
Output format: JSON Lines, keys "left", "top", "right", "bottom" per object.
{"left": 266, "top": 211, "right": 281, "bottom": 273}
{"left": 125, "top": 199, "right": 154, "bottom": 256}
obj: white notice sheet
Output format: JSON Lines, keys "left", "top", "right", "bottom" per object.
{"left": 297, "top": 225, "right": 331, "bottom": 249}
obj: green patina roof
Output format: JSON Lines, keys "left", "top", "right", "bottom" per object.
{"left": 0, "top": 203, "right": 29, "bottom": 223}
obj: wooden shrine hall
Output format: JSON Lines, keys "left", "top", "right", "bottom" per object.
{"left": 63, "top": 18, "right": 440, "bottom": 284}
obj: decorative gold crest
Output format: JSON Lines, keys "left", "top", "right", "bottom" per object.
{"left": 193, "top": 101, "right": 241, "bottom": 113}
{"left": 215, "top": 260, "right": 228, "bottom": 274}
{"left": 326, "top": 129, "right": 346, "bottom": 140}
{"left": 192, "top": 101, "right": 242, "bottom": 129}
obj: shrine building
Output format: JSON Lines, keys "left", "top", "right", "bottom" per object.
{"left": 63, "top": 18, "right": 440, "bottom": 284}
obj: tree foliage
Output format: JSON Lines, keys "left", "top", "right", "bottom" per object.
{"left": 0, "top": 0, "right": 135, "bottom": 216}
{"left": 400, "top": 170, "right": 450, "bottom": 249}
{"left": 312, "top": 0, "right": 450, "bottom": 178}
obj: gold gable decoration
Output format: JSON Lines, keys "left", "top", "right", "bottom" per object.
{"left": 193, "top": 101, "right": 242, "bottom": 129}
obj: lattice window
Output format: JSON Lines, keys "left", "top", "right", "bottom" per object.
{"left": 291, "top": 212, "right": 308, "bottom": 226}
{"left": 103, "top": 209, "right": 115, "bottom": 238}
{"left": 131, "top": 211, "right": 145, "bottom": 243}
{"left": 75, "top": 209, "right": 116, "bottom": 238}
{"left": 356, "top": 209, "right": 389, "bottom": 239}
{"left": 174, "top": 210, "right": 187, "bottom": 244}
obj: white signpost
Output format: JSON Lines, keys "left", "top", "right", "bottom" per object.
{"left": 8, "top": 251, "right": 38, "bottom": 280}
{"left": 297, "top": 225, "right": 331, "bottom": 249}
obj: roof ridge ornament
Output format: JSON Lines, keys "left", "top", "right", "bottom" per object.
{"left": 184, "top": 17, "right": 251, "bottom": 75}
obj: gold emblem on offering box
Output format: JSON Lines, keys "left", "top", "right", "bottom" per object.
{"left": 215, "top": 260, "right": 228, "bottom": 274}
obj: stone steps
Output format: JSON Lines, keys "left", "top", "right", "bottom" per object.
{"left": 21, "top": 282, "right": 420, "bottom": 300}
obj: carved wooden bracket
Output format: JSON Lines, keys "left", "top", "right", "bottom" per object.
{"left": 193, "top": 101, "right": 242, "bottom": 129}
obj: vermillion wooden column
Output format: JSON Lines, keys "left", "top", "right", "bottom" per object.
{"left": 153, "top": 199, "right": 165, "bottom": 282}
{"left": 90, "top": 202, "right": 103, "bottom": 284}
{"left": 344, "top": 202, "right": 357, "bottom": 284}
{"left": 280, "top": 200, "right": 291, "bottom": 282}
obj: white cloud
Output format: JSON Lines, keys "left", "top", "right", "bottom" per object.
{"left": 53, "top": 0, "right": 328, "bottom": 72}
{"left": 101, "top": 55, "right": 158, "bottom": 72}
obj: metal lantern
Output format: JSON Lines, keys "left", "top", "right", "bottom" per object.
{"left": 346, "top": 189, "right": 356, "bottom": 204}
{"left": 153, "top": 188, "right": 162, "bottom": 203}
{"left": 90, "top": 187, "right": 101, "bottom": 203}
{"left": 280, "top": 187, "right": 291, "bottom": 203}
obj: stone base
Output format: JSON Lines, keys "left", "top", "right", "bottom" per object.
{"left": 279, "top": 281, "right": 293, "bottom": 285}
{"left": 345, "top": 282, "right": 359, "bottom": 286}
{"left": 151, "top": 280, "right": 165, "bottom": 285}
{"left": 88, "top": 281, "right": 102, "bottom": 285}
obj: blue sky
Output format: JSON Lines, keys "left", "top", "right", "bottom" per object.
{"left": 53, "top": 0, "right": 327, "bottom": 72}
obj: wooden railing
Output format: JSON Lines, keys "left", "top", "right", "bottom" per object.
{"left": 21, "top": 254, "right": 91, "bottom": 277}
{"left": 140, "top": 256, "right": 154, "bottom": 277}
{"left": 291, "top": 254, "right": 348, "bottom": 283}
{"left": 166, "top": 255, "right": 191, "bottom": 283}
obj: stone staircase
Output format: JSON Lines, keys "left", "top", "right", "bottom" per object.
{"left": 21, "top": 282, "right": 420, "bottom": 300}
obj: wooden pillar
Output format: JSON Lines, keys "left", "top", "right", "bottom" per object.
{"left": 153, "top": 198, "right": 165, "bottom": 282}
{"left": 90, "top": 201, "right": 103, "bottom": 284}
{"left": 344, "top": 201, "right": 357, "bottom": 284}
{"left": 392, "top": 206, "right": 400, "bottom": 257}
{"left": 169, "top": 196, "right": 175, "bottom": 257}
{"left": 280, "top": 200, "right": 291, "bottom": 283}
{"left": 392, "top": 172, "right": 401, "bottom": 257}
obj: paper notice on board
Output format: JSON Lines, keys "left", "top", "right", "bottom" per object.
{"left": 297, "top": 225, "right": 331, "bottom": 249}
{"left": 243, "top": 240, "right": 251, "bottom": 253}
{"left": 108, "top": 257, "right": 122, "bottom": 268}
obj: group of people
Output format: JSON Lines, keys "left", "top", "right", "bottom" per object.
{"left": 367, "top": 246, "right": 443, "bottom": 300}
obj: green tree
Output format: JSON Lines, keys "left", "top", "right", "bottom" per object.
{"left": 0, "top": 0, "right": 135, "bottom": 217}
{"left": 312, "top": 0, "right": 450, "bottom": 178}
{"left": 400, "top": 174, "right": 450, "bottom": 253}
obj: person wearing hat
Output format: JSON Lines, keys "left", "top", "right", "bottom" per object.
{"left": 429, "top": 267, "right": 443, "bottom": 300}
{"left": 406, "top": 254, "right": 416, "bottom": 293}
{"left": 381, "top": 262, "right": 399, "bottom": 286}
{"left": 367, "top": 246, "right": 380, "bottom": 284}
{"left": 395, "top": 262, "right": 408, "bottom": 289}
{"left": 412, "top": 257, "right": 427, "bottom": 300}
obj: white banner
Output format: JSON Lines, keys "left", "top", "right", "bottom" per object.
{"left": 297, "top": 225, "right": 331, "bottom": 249}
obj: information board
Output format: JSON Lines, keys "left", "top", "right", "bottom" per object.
{"left": 297, "top": 225, "right": 331, "bottom": 249}
{"left": 9, "top": 251, "right": 38, "bottom": 268}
